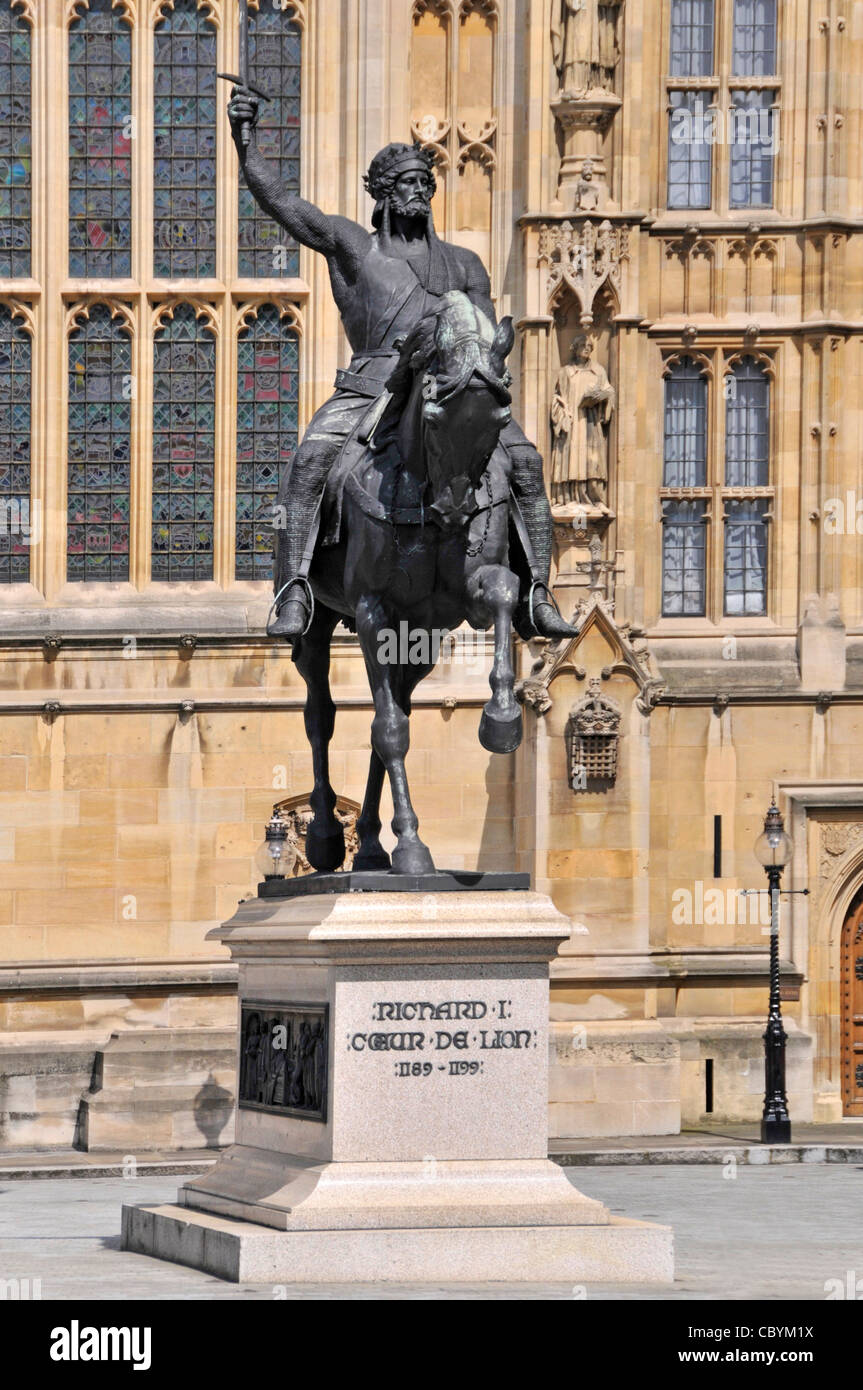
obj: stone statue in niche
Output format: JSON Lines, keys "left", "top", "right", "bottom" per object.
{"left": 550, "top": 335, "right": 615, "bottom": 508}
{"left": 574, "top": 158, "right": 600, "bottom": 210}
{"left": 551, "top": 0, "right": 622, "bottom": 96}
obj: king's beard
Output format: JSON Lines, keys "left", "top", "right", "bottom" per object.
{"left": 388, "top": 190, "right": 432, "bottom": 223}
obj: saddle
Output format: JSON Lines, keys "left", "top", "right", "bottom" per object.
{"left": 320, "top": 407, "right": 425, "bottom": 546}
{"left": 321, "top": 411, "right": 504, "bottom": 547}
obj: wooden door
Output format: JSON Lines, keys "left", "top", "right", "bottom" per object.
{"left": 841, "top": 894, "right": 863, "bottom": 1116}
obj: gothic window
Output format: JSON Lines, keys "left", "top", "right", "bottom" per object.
{"left": 724, "top": 498, "right": 768, "bottom": 614}
{"left": 154, "top": 0, "right": 217, "bottom": 278}
{"left": 662, "top": 359, "right": 709, "bottom": 615}
{"left": 729, "top": 88, "right": 776, "bottom": 207}
{"left": 662, "top": 500, "right": 708, "bottom": 617}
{"left": 67, "top": 305, "right": 132, "bottom": 582}
{"left": 235, "top": 305, "right": 299, "bottom": 581}
{"left": 663, "top": 358, "right": 707, "bottom": 487}
{"left": 0, "top": 304, "right": 30, "bottom": 583}
{"left": 152, "top": 304, "right": 215, "bottom": 582}
{"left": 725, "top": 356, "right": 769, "bottom": 487}
{"left": 667, "top": 0, "right": 779, "bottom": 213}
{"left": 667, "top": 90, "right": 712, "bottom": 209}
{"left": 732, "top": 0, "right": 776, "bottom": 77}
{"left": 669, "top": 0, "right": 714, "bottom": 77}
{"left": 660, "top": 351, "right": 773, "bottom": 620}
{"left": 238, "top": 3, "right": 301, "bottom": 278}
{"left": 69, "top": 0, "right": 132, "bottom": 278}
{"left": 724, "top": 356, "right": 770, "bottom": 614}
{"left": 0, "top": 0, "right": 30, "bottom": 278}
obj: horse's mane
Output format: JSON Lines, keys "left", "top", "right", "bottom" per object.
{"left": 385, "top": 291, "right": 509, "bottom": 405}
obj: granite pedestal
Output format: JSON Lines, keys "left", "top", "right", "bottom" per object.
{"left": 121, "top": 886, "right": 673, "bottom": 1283}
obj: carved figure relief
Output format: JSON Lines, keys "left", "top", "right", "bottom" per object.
{"left": 239, "top": 1003, "right": 328, "bottom": 1121}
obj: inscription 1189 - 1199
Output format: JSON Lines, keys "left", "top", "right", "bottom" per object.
{"left": 239, "top": 1003, "right": 328, "bottom": 1121}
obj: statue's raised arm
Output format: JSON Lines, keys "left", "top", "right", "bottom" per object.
{"left": 227, "top": 87, "right": 368, "bottom": 265}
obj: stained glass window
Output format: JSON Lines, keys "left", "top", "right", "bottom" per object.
{"left": 0, "top": 304, "right": 30, "bottom": 582}
{"left": 238, "top": 5, "right": 301, "bottom": 277}
{"left": 67, "top": 305, "right": 131, "bottom": 581}
{"left": 69, "top": 0, "right": 132, "bottom": 278}
{"left": 154, "top": 0, "right": 217, "bottom": 278}
{"left": 236, "top": 304, "right": 298, "bottom": 580}
{"left": 669, "top": 0, "right": 714, "bottom": 78}
{"left": 0, "top": 1, "right": 30, "bottom": 278}
{"left": 152, "top": 303, "right": 215, "bottom": 581}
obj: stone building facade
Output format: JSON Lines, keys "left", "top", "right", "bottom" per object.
{"left": 0, "top": 0, "right": 861, "bottom": 1150}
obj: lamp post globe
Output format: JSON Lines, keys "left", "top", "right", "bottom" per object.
{"left": 754, "top": 801, "right": 794, "bottom": 871}
{"left": 256, "top": 807, "right": 296, "bottom": 883}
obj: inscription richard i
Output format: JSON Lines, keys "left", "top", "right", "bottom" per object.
{"left": 346, "top": 997, "right": 538, "bottom": 1078}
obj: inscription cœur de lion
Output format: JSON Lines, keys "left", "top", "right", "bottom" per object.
{"left": 346, "top": 996, "right": 538, "bottom": 1062}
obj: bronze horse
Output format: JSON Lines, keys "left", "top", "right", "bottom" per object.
{"left": 288, "top": 290, "right": 522, "bottom": 876}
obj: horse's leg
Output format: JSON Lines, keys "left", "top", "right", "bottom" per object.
{"left": 292, "top": 603, "right": 346, "bottom": 872}
{"left": 353, "top": 748, "right": 391, "bottom": 872}
{"left": 467, "top": 564, "right": 523, "bottom": 755}
{"left": 355, "top": 594, "right": 435, "bottom": 875}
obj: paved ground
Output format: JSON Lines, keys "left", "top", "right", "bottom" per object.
{"left": 1, "top": 1163, "right": 861, "bottom": 1300}
{"left": 5, "top": 1124, "right": 863, "bottom": 1180}
{"left": 549, "top": 1120, "right": 863, "bottom": 1165}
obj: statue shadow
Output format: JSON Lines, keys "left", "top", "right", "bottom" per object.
{"left": 193, "top": 1074, "right": 234, "bottom": 1149}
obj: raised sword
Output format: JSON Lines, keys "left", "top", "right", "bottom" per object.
{"left": 217, "top": 0, "right": 270, "bottom": 147}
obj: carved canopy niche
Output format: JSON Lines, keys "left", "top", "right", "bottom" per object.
{"left": 539, "top": 217, "right": 629, "bottom": 327}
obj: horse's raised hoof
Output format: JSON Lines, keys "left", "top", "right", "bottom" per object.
{"left": 305, "top": 822, "right": 346, "bottom": 873}
{"left": 479, "top": 707, "right": 523, "bottom": 754}
{"left": 392, "top": 841, "right": 435, "bottom": 876}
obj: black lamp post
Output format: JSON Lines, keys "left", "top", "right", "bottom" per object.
{"left": 753, "top": 800, "right": 793, "bottom": 1144}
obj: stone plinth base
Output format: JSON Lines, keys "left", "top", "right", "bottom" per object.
{"left": 122, "top": 1201, "right": 671, "bottom": 1285}
{"left": 121, "top": 888, "right": 673, "bottom": 1285}
{"left": 178, "top": 1147, "right": 610, "bottom": 1229}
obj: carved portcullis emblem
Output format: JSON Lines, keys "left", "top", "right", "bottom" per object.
{"left": 567, "top": 676, "right": 622, "bottom": 787}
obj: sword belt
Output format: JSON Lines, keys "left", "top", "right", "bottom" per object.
{"left": 334, "top": 349, "right": 401, "bottom": 398}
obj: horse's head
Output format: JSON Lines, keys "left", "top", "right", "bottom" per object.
{"left": 390, "top": 291, "right": 514, "bottom": 520}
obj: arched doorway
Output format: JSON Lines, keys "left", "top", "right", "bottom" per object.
{"left": 841, "top": 887, "right": 863, "bottom": 1116}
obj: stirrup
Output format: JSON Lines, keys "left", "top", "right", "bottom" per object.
{"left": 268, "top": 576, "right": 315, "bottom": 638}
{"left": 527, "top": 580, "right": 563, "bottom": 634}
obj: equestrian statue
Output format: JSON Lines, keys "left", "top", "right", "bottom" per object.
{"left": 228, "top": 88, "right": 577, "bottom": 876}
